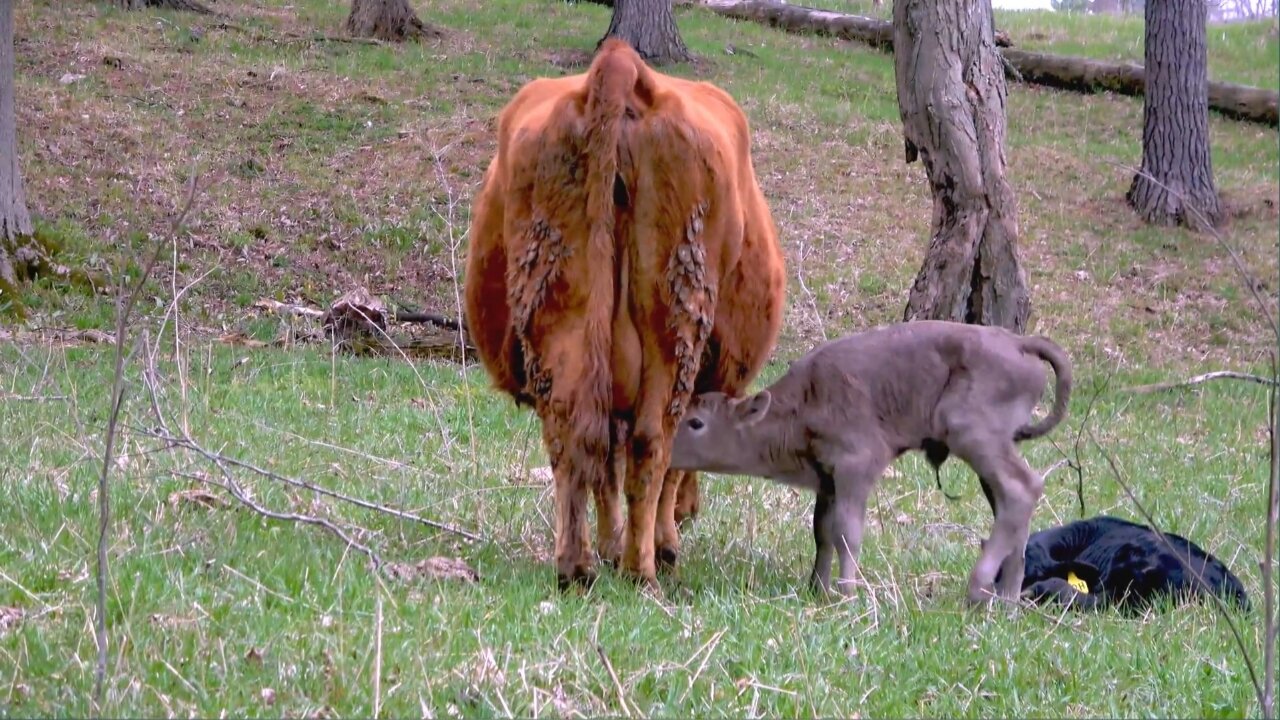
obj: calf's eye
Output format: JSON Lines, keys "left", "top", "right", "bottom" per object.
{"left": 688, "top": 418, "right": 705, "bottom": 431}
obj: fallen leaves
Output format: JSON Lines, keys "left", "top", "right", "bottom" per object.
{"left": 167, "top": 487, "right": 227, "bottom": 511}
{"left": 385, "top": 556, "right": 479, "bottom": 584}
{"left": 0, "top": 606, "right": 24, "bottom": 636}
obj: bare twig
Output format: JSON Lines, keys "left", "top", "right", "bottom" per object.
{"left": 1264, "top": 362, "right": 1278, "bottom": 720}
{"left": 94, "top": 168, "right": 201, "bottom": 713}
{"left": 252, "top": 298, "right": 325, "bottom": 319}
{"left": 1120, "top": 370, "right": 1280, "bottom": 395}
{"left": 137, "top": 426, "right": 482, "bottom": 543}
{"left": 595, "top": 643, "right": 634, "bottom": 718}
{"left": 374, "top": 593, "right": 384, "bottom": 719}
{"left": 1048, "top": 367, "right": 1117, "bottom": 519}
{"left": 176, "top": 470, "right": 385, "bottom": 570}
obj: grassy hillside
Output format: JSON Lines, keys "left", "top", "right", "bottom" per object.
{"left": 12, "top": 0, "right": 1279, "bottom": 370}
{"left": 2, "top": 0, "right": 1278, "bottom": 716}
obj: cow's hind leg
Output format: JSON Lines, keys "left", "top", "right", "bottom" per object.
{"left": 655, "top": 468, "right": 701, "bottom": 570}
{"left": 532, "top": 337, "right": 612, "bottom": 591}
{"left": 541, "top": 410, "right": 600, "bottom": 590}
{"left": 595, "top": 416, "right": 627, "bottom": 568}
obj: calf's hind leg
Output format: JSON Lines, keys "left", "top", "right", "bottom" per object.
{"left": 955, "top": 441, "right": 1044, "bottom": 604}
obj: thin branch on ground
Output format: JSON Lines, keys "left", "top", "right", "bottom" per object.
{"left": 94, "top": 168, "right": 201, "bottom": 713}
{"left": 1119, "top": 370, "right": 1280, "bottom": 395}
{"left": 136, "top": 425, "right": 482, "bottom": 542}
{"left": 175, "top": 470, "right": 385, "bottom": 570}
{"left": 595, "top": 643, "right": 635, "bottom": 718}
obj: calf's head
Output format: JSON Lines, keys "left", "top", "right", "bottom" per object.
{"left": 669, "top": 391, "right": 773, "bottom": 474}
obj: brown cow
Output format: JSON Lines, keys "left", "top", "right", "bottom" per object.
{"left": 463, "top": 39, "right": 786, "bottom": 590}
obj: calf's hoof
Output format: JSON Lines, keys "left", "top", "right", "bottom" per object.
{"left": 965, "top": 585, "right": 998, "bottom": 607}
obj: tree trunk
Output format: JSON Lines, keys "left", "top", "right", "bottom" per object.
{"left": 1126, "top": 0, "right": 1223, "bottom": 230}
{"left": 699, "top": 0, "right": 1278, "bottom": 126}
{"left": 599, "top": 0, "right": 691, "bottom": 65}
{"left": 893, "top": 0, "right": 1030, "bottom": 332}
{"left": 346, "top": 0, "right": 441, "bottom": 42}
{"left": 0, "top": 0, "right": 33, "bottom": 300}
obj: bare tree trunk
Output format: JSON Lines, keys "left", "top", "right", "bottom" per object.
{"left": 1126, "top": 0, "right": 1223, "bottom": 230}
{"left": 599, "top": 0, "right": 691, "bottom": 65}
{"left": 893, "top": 0, "right": 1030, "bottom": 332}
{"left": 0, "top": 0, "right": 33, "bottom": 300}
{"left": 346, "top": 0, "right": 441, "bottom": 42}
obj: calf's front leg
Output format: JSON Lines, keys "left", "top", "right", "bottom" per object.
{"left": 810, "top": 490, "right": 836, "bottom": 595}
{"left": 811, "top": 451, "right": 885, "bottom": 598}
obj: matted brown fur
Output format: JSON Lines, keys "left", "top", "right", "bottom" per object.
{"left": 463, "top": 39, "right": 786, "bottom": 590}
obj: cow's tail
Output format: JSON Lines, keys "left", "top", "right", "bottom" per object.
{"left": 576, "top": 41, "right": 641, "bottom": 454}
{"left": 1014, "top": 335, "right": 1074, "bottom": 442}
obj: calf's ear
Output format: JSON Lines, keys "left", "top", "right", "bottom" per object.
{"left": 735, "top": 390, "right": 772, "bottom": 425}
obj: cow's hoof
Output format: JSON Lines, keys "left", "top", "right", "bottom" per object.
{"left": 675, "top": 509, "right": 699, "bottom": 529}
{"left": 556, "top": 566, "right": 598, "bottom": 593}
{"left": 656, "top": 545, "right": 679, "bottom": 569}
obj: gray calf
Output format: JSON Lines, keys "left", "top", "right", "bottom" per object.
{"left": 669, "top": 320, "right": 1072, "bottom": 604}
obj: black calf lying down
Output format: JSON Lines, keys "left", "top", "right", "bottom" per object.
{"left": 1000, "top": 515, "right": 1251, "bottom": 612}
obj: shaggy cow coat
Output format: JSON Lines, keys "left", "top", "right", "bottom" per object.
{"left": 463, "top": 39, "right": 786, "bottom": 590}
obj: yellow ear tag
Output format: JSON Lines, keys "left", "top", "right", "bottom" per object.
{"left": 1066, "top": 571, "right": 1089, "bottom": 594}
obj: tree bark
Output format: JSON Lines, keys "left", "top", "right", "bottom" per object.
{"left": 346, "top": 0, "right": 441, "bottom": 42}
{"left": 1126, "top": 0, "right": 1223, "bottom": 230}
{"left": 894, "top": 0, "right": 1030, "bottom": 332}
{"left": 699, "top": 0, "right": 1278, "bottom": 127}
{"left": 1, "top": 0, "right": 33, "bottom": 297}
{"left": 599, "top": 0, "right": 691, "bottom": 65}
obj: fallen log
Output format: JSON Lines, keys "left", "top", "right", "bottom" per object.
{"left": 698, "top": 0, "right": 1279, "bottom": 126}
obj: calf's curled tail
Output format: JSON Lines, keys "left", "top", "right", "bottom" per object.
{"left": 1014, "top": 336, "right": 1073, "bottom": 442}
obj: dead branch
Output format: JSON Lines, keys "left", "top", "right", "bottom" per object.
{"left": 252, "top": 298, "right": 324, "bottom": 319}
{"left": 595, "top": 643, "right": 635, "bottom": 718}
{"left": 177, "top": 470, "right": 385, "bottom": 569}
{"left": 1120, "top": 370, "right": 1280, "bottom": 395}
{"left": 135, "top": 426, "right": 482, "bottom": 542}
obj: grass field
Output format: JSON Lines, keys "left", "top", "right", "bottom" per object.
{"left": 3, "top": 0, "right": 1278, "bottom": 716}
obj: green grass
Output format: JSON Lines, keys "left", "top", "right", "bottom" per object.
{"left": 0, "top": 341, "right": 1271, "bottom": 717}
{"left": 3, "top": 0, "right": 1278, "bottom": 715}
